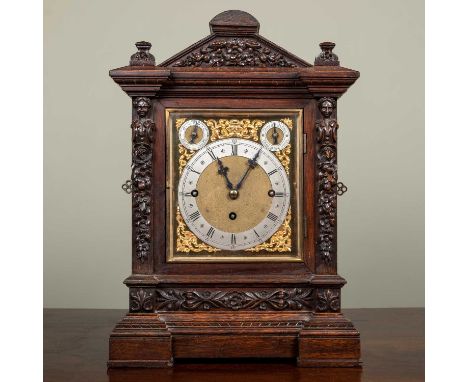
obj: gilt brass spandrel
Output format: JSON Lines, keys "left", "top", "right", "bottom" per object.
{"left": 274, "top": 144, "right": 291, "bottom": 175}
{"left": 176, "top": 207, "right": 220, "bottom": 253}
{"left": 207, "top": 118, "right": 264, "bottom": 141}
{"left": 177, "top": 144, "right": 196, "bottom": 175}
{"left": 246, "top": 207, "right": 292, "bottom": 252}
{"left": 175, "top": 118, "right": 187, "bottom": 129}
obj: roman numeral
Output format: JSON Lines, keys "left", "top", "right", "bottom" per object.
{"left": 188, "top": 166, "right": 200, "bottom": 174}
{"left": 275, "top": 192, "right": 284, "bottom": 197}
{"left": 267, "top": 212, "right": 278, "bottom": 222}
{"left": 253, "top": 229, "right": 260, "bottom": 238}
{"left": 184, "top": 192, "right": 192, "bottom": 197}
{"left": 189, "top": 211, "right": 201, "bottom": 221}
{"left": 268, "top": 169, "right": 278, "bottom": 176}
{"left": 207, "top": 227, "right": 215, "bottom": 238}
{"left": 231, "top": 234, "right": 236, "bottom": 245}
{"left": 207, "top": 148, "right": 217, "bottom": 160}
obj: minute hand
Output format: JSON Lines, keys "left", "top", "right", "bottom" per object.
{"left": 235, "top": 149, "right": 261, "bottom": 190}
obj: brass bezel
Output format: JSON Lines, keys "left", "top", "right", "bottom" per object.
{"left": 165, "top": 108, "right": 303, "bottom": 263}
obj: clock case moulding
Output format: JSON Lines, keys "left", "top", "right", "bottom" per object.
{"left": 108, "top": 10, "right": 360, "bottom": 368}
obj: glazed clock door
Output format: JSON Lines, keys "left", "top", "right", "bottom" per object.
{"left": 166, "top": 109, "right": 303, "bottom": 262}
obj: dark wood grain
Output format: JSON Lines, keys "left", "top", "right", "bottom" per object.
{"left": 44, "top": 308, "right": 424, "bottom": 382}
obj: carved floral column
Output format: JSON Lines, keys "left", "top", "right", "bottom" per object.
{"left": 128, "top": 42, "right": 156, "bottom": 275}
{"left": 315, "top": 97, "right": 339, "bottom": 272}
{"left": 131, "top": 96, "right": 154, "bottom": 266}
{"left": 312, "top": 42, "right": 343, "bottom": 312}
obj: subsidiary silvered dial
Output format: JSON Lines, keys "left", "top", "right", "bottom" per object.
{"left": 260, "top": 121, "right": 291, "bottom": 151}
{"left": 178, "top": 119, "right": 210, "bottom": 150}
{"left": 178, "top": 138, "right": 290, "bottom": 251}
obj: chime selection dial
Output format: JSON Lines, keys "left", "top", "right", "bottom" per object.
{"left": 260, "top": 121, "right": 291, "bottom": 151}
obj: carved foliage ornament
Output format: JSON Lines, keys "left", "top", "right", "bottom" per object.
{"left": 130, "top": 288, "right": 154, "bottom": 312}
{"left": 316, "top": 97, "right": 338, "bottom": 264}
{"left": 131, "top": 97, "right": 154, "bottom": 262}
{"left": 173, "top": 38, "right": 297, "bottom": 67}
{"left": 316, "top": 289, "right": 340, "bottom": 312}
{"left": 155, "top": 288, "right": 314, "bottom": 311}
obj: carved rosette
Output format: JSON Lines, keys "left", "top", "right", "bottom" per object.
{"left": 131, "top": 97, "right": 154, "bottom": 263}
{"left": 316, "top": 97, "right": 339, "bottom": 265}
{"left": 173, "top": 38, "right": 297, "bottom": 67}
{"left": 316, "top": 288, "right": 340, "bottom": 312}
{"left": 130, "top": 288, "right": 154, "bottom": 312}
{"left": 154, "top": 288, "right": 314, "bottom": 311}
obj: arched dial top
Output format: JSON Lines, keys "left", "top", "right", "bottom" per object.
{"left": 178, "top": 138, "right": 290, "bottom": 251}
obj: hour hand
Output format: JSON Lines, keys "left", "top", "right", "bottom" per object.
{"left": 272, "top": 123, "right": 279, "bottom": 145}
{"left": 189, "top": 125, "right": 199, "bottom": 144}
{"left": 217, "top": 158, "right": 234, "bottom": 190}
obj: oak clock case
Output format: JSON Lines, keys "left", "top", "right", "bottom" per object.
{"left": 167, "top": 110, "right": 302, "bottom": 262}
{"left": 109, "top": 10, "right": 360, "bottom": 368}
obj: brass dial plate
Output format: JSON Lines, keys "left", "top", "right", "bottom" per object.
{"left": 197, "top": 155, "right": 272, "bottom": 233}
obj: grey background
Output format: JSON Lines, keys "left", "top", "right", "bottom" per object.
{"left": 44, "top": 0, "right": 424, "bottom": 308}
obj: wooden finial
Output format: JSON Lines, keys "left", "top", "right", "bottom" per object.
{"left": 130, "top": 41, "right": 155, "bottom": 66}
{"left": 314, "top": 42, "right": 340, "bottom": 66}
{"left": 209, "top": 10, "right": 260, "bottom": 35}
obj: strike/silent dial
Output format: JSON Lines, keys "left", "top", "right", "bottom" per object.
{"left": 260, "top": 121, "right": 291, "bottom": 151}
{"left": 178, "top": 119, "right": 210, "bottom": 150}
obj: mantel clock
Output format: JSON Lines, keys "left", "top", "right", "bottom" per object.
{"left": 108, "top": 10, "right": 360, "bottom": 367}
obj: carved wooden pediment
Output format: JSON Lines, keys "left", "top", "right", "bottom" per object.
{"left": 159, "top": 10, "right": 311, "bottom": 68}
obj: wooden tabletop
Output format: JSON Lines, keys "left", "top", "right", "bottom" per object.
{"left": 44, "top": 308, "right": 424, "bottom": 382}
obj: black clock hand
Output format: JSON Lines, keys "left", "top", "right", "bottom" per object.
{"left": 189, "top": 124, "right": 199, "bottom": 144}
{"left": 235, "top": 148, "right": 261, "bottom": 190}
{"left": 272, "top": 123, "right": 279, "bottom": 145}
{"left": 217, "top": 158, "right": 234, "bottom": 190}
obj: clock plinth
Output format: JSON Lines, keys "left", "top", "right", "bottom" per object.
{"left": 109, "top": 310, "right": 359, "bottom": 367}
{"left": 108, "top": 10, "right": 360, "bottom": 367}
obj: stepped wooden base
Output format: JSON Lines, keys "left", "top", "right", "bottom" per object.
{"left": 108, "top": 312, "right": 360, "bottom": 368}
